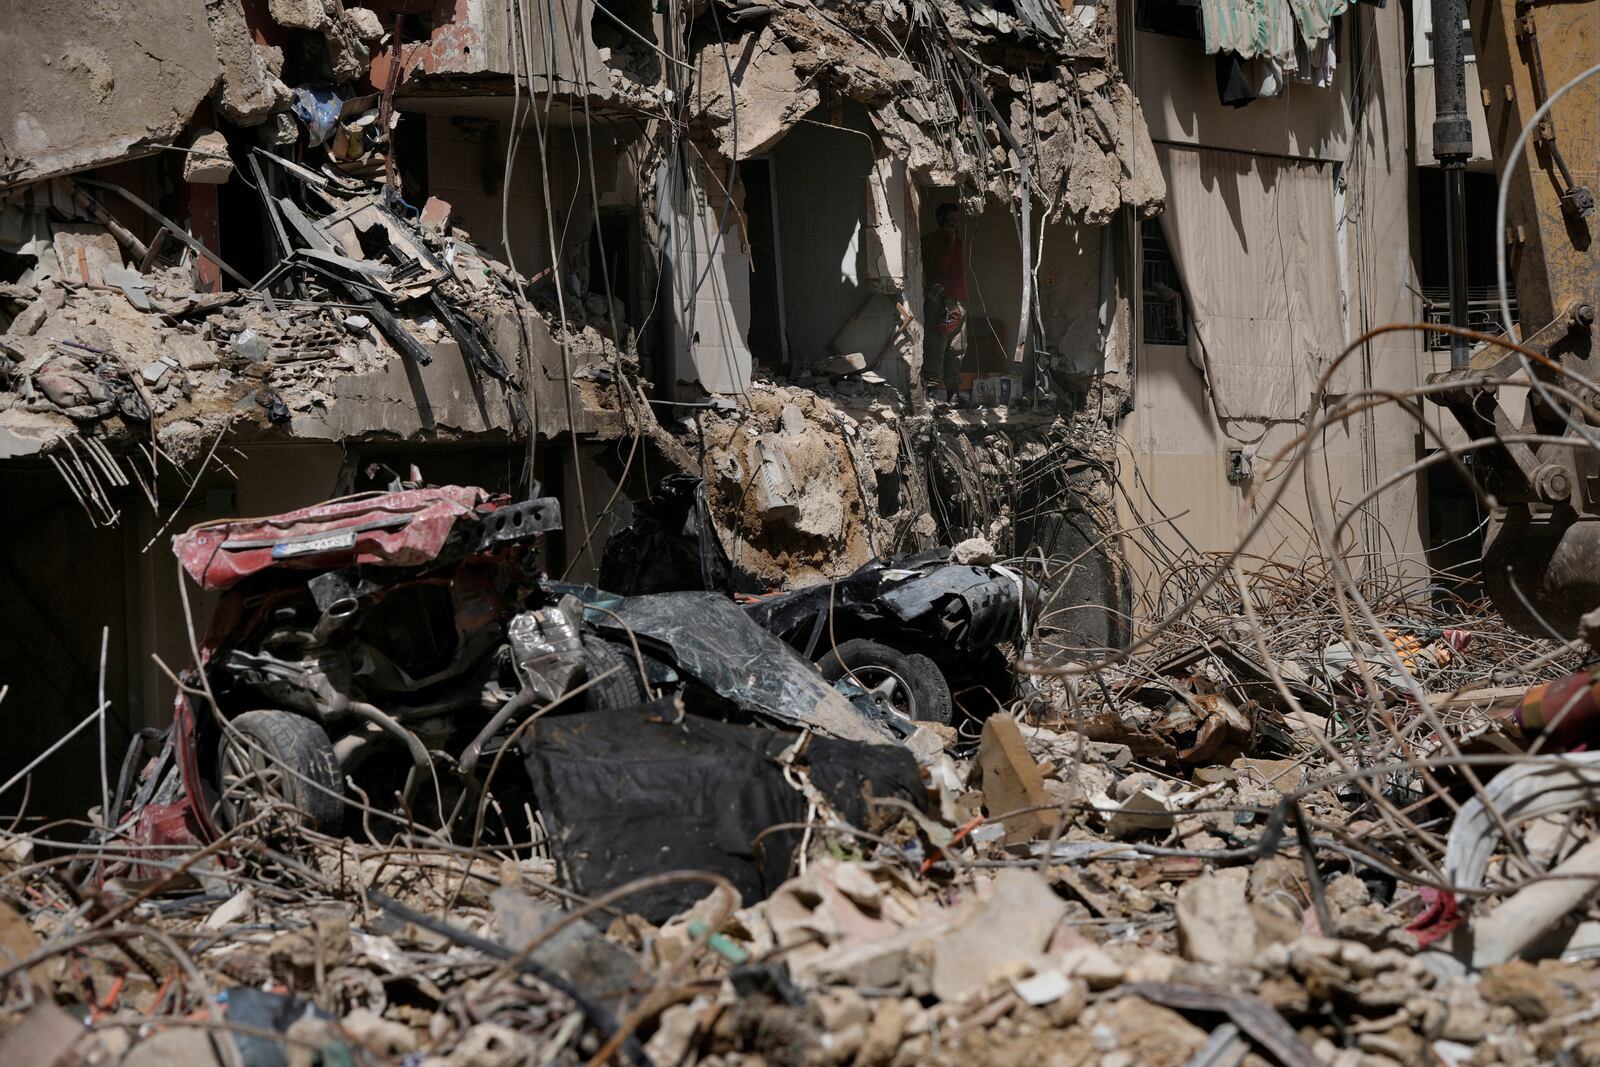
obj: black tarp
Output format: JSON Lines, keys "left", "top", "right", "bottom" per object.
{"left": 524, "top": 703, "right": 925, "bottom": 922}
{"left": 593, "top": 591, "right": 893, "bottom": 743}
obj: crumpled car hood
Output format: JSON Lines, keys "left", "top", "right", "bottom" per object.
{"left": 590, "top": 591, "right": 897, "bottom": 745}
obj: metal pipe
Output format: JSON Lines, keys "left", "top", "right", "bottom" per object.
{"left": 445, "top": 687, "right": 538, "bottom": 829}
{"left": 457, "top": 688, "right": 536, "bottom": 785}
{"left": 1428, "top": 0, "right": 1474, "bottom": 367}
{"left": 346, "top": 699, "right": 434, "bottom": 809}
{"left": 1444, "top": 167, "right": 1471, "bottom": 368}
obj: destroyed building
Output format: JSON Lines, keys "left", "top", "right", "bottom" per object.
{"left": 7, "top": 0, "right": 1600, "bottom": 1064}
{"left": 1, "top": 0, "right": 1166, "bottom": 808}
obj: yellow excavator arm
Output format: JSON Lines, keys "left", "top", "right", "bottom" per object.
{"left": 1427, "top": 0, "right": 1599, "bottom": 635}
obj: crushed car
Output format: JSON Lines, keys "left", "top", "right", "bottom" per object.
{"left": 105, "top": 479, "right": 902, "bottom": 883}
{"left": 740, "top": 551, "right": 1035, "bottom": 727}
{"left": 600, "top": 478, "right": 1037, "bottom": 728}
{"left": 113, "top": 480, "right": 653, "bottom": 850}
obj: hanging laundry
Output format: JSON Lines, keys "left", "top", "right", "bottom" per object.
{"left": 1200, "top": 0, "right": 1296, "bottom": 59}
{"left": 1308, "top": 31, "right": 1338, "bottom": 88}
{"left": 1215, "top": 51, "right": 1257, "bottom": 107}
{"left": 1287, "top": 0, "right": 1348, "bottom": 44}
{"left": 1292, "top": 32, "right": 1313, "bottom": 82}
{"left": 1250, "top": 56, "right": 1288, "bottom": 97}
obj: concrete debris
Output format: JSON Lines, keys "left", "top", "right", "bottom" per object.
{"left": 1, "top": 0, "right": 222, "bottom": 186}
{"left": 181, "top": 130, "right": 234, "bottom": 184}
{"left": 949, "top": 536, "right": 996, "bottom": 565}
{"left": 1176, "top": 868, "right": 1259, "bottom": 967}
{"left": 692, "top": 25, "right": 821, "bottom": 159}
{"left": 978, "top": 714, "right": 1057, "bottom": 843}
{"left": 8, "top": 2, "right": 1600, "bottom": 1067}
{"left": 205, "top": 0, "right": 290, "bottom": 126}
{"left": 267, "top": 0, "right": 329, "bottom": 31}
{"left": 344, "top": 6, "right": 384, "bottom": 41}
{"left": 930, "top": 869, "right": 1067, "bottom": 1001}
{"left": 692, "top": 0, "right": 1163, "bottom": 224}
{"left": 4, "top": 508, "right": 1600, "bottom": 1066}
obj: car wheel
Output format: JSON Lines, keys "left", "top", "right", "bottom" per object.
{"left": 905, "top": 652, "right": 955, "bottom": 726}
{"left": 579, "top": 636, "right": 650, "bottom": 709}
{"left": 215, "top": 710, "right": 344, "bottom": 833}
{"left": 817, "top": 639, "right": 954, "bottom": 726}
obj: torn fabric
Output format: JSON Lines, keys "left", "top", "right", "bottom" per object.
{"left": 1288, "top": 0, "right": 1349, "bottom": 44}
{"left": 1154, "top": 143, "right": 1345, "bottom": 422}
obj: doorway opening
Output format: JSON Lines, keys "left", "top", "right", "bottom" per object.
{"left": 1424, "top": 451, "right": 1486, "bottom": 604}
{"left": 740, "top": 156, "right": 788, "bottom": 370}
{"left": 586, "top": 209, "right": 639, "bottom": 344}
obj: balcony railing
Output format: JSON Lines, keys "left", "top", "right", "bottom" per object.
{"left": 1420, "top": 287, "right": 1517, "bottom": 352}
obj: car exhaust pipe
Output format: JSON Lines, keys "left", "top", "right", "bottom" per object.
{"left": 307, "top": 572, "right": 361, "bottom": 646}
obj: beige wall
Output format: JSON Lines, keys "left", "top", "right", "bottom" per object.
{"left": 1120, "top": 342, "right": 1390, "bottom": 592}
{"left": 1135, "top": 30, "right": 1352, "bottom": 162}
{"left": 1127, "top": 4, "right": 1429, "bottom": 601}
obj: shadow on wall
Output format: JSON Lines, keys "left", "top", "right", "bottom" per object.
{"left": 1133, "top": 27, "right": 1352, "bottom": 162}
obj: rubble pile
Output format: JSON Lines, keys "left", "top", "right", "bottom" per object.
{"left": 6, "top": 1, "right": 1600, "bottom": 1066}
{"left": 0, "top": 159, "right": 648, "bottom": 481}
{"left": 7, "top": 524, "right": 1600, "bottom": 1066}
{"left": 695, "top": 384, "right": 918, "bottom": 589}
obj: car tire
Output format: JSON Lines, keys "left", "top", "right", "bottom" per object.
{"left": 579, "top": 636, "right": 650, "bottom": 710}
{"left": 817, "top": 639, "right": 953, "bottom": 726}
{"left": 215, "top": 710, "right": 344, "bottom": 833}
{"left": 905, "top": 652, "right": 955, "bottom": 726}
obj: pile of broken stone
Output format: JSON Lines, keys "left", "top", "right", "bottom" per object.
{"left": 6, "top": 673, "right": 1600, "bottom": 1067}
{"left": 0, "top": 166, "right": 552, "bottom": 468}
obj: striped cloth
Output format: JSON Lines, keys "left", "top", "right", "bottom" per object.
{"left": 1202, "top": 0, "right": 1297, "bottom": 58}
{"left": 1203, "top": 0, "right": 1347, "bottom": 59}
{"left": 1288, "top": 0, "right": 1348, "bottom": 44}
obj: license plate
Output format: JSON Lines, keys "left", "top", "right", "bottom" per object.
{"left": 272, "top": 529, "right": 357, "bottom": 558}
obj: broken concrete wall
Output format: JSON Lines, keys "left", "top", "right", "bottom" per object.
{"left": 688, "top": 0, "right": 1162, "bottom": 227}
{"left": 207, "top": 0, "right": 292, "bottom": 125}
{"left": 664, "top": 0, "right": 1161, "bottom": 407}
{"left": 369, "top": 0, "right": 613, "bottom": 100}
{"left": 690, "top": 22, "right": 822, "bottom": 161}
{"left": 699, "top": 383, "right": 913, "bottom": 590}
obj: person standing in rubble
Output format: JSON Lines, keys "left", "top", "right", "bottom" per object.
{"left": 922, "top": 203, "right": 968, "bottom": 404}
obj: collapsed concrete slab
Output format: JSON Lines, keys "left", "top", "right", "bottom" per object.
{"left": 1, "top": 0, "right": 222, "bottom": 186}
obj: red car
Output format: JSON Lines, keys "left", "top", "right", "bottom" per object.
{"left": 105, "top": 483, "right": 645, "bottom": 876}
